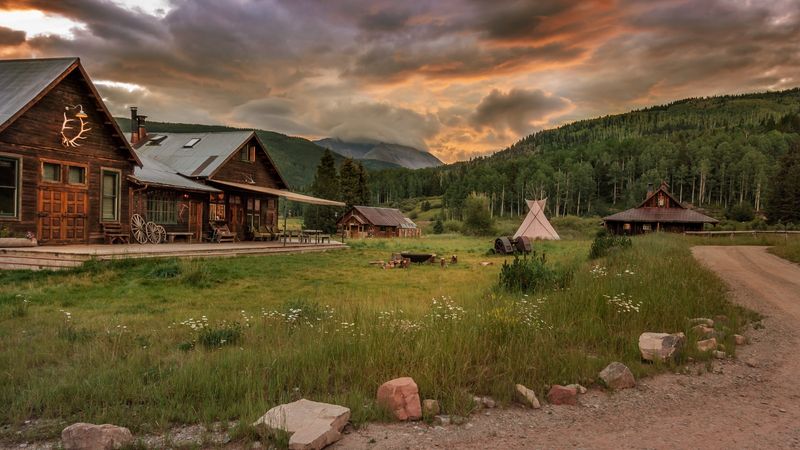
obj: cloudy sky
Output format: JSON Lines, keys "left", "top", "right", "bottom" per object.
{"left": 0, "top": 0, "right": 798, "bottom": 162}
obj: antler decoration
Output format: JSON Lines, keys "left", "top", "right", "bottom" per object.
{"left": 60, "top": 105, "right": 92, "bottom": 148}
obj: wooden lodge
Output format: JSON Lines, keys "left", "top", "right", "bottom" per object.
{"left": 603, "top": 181, "right": 718, "bottom": 234}
{"left": 0, "top": 58, "right": 140, "bottom": 244}
{"left": 0, "top": 57, "right": 343, "bottom": 246}
{"left": 337, "top": 206, "right": 420, "bottom": 238}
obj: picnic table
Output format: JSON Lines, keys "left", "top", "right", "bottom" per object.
{"left": 301, "top": 229, "right": 331, "bottom": 244}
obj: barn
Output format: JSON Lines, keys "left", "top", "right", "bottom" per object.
{"left": 603, "top": 181, "right": 718, "bottom": 234}
{"left": 0, "top": 58, "right": 141, "bottom": 244}
{"left": 337, "top": 206, "right": 420, "bottom": 238}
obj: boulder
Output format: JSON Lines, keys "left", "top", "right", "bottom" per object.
{"left": 376, "top": 377, "right": 422, "bottom": 421}
{"left": 252, "top": 399, "right": 350, "bottom": 450}
{"left": 61, "top": 423, "right": 133, "bottom": 450}
{"left": 547, "top": 385, "right": 578, "bottom": 406}
{"left": 734, "top": 334, "right": 747, "bottom": 345}
{"left": 598, "top": 362, "right": 636, "bottom": 390}
{"left": 422, "top": 399, "right": 440, "bottom": 417}
{"left": 514, "top": 384, "right": 541, "bottom": 409}
{"left": 696, "top": 337, "right": 718, "bottom": 352}
{"left": 639, "top": 332, "right": 686, "bottom": 362}
{"left": 692, "top": 325, "right": 715, "bottom": 336}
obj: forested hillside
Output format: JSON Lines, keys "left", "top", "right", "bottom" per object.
{"left": 369, "top": 89, "right": 800, "bottom": 221}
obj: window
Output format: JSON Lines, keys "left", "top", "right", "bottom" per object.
{"left": 239, "top": 145, "right": 256, "bottom": 162}
{"left": 0, "top": 156, "right": 19, "bottom": 218}
{"left": 42, "top": 162, "right": 61, "bottom": 182}
{"left": 67, "top": 166, "right": 86, "bottom": 185}
{"left": 183, "top": 138, "right": 201, "bottom": 148}
{"left": 209, "top": 193, "right": 225, "bottom": 221}
{"left": 101, "top": 170, "right": 120, "bottom": 221}
{"left": 147, "top": 193, "right": 177, "bottom": 224}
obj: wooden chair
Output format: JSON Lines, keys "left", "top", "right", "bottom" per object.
{"left": 251, "top": 225, "right": 273, "bottom": 241}
{"left": 209, "top": 221, "right": 235, "bottom": 243}
{"left": 102, "top": 223, "right": 130, "bottom": 244}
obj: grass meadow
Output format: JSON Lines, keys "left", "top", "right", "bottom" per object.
{"left": 0, "top": 231, "right": 759, "bottom": 442}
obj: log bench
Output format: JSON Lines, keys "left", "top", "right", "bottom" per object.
{"left": 166, "top": 232, "right": 194, "bottom": 243}
{"left": 102, "top": 223, "right": 129, "bottom": 244}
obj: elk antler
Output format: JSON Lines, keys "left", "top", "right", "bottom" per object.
{"left": 60, "top": 112, "right": 92, "bottom": 148}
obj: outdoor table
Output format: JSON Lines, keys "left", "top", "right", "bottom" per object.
{"left": 302, "top": 229, "right": 322, "bottom": 243}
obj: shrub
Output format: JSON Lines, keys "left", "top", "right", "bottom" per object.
{"left": 498, "top": 252, "right": 571, "bottom": 292}
{"left": 725, "top": 203, "right": 755, "bottom": 222}
{"left": 589, "top": 229, "right": 632, "bottom": 259}
{"left": 421, "top": 200, "right": 432, "bottom": 211}
{"left": 443, "top": 220, "right": 463, "bottom": 233}
{"left": 433, "top": 217, "right": 444, "bottom": 234}
{"left": 408, "top": 211, "right": 419, "bottom": 220}
{"left": 462, "top": 193, "right": 495, "bottom": 236}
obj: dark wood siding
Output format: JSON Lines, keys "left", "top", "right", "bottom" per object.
{"left": 211, "top": 137, "right": 283, "bottom": 188}
{"left": 0, "top": 69, "right": 135, "bottom": 243}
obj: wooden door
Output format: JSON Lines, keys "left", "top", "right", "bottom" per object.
{"left": 38, "top": 188, "right": 87, "bottom": 243}
{"left": 228, "top": 195, "right": 244, "bottom": 235}
{"left": 189, "top": 200, "right": 203, "bottom": 240}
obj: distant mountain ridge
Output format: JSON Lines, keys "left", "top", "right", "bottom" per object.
{"left": 314, "top": 138, "right": 443, "bottom": 169}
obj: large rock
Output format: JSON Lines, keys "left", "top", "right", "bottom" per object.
{"left": 547, "top": 385, "right": 578, "bottom": 405}
{"left": 639, "top": 332, "right": 686, "bottom": 362}
{"left": 376, "top": 377, "right": 422, "bottom": 421}
{"left": 61, "top": 423, "right": 133, "bottom": 450}
{"left": 252, "top": 399, "right": 350, "bottom": 450}
{"left": 514, "top": 384, "right": 541, "bottom": 409}
{"left": 599, "top": 362, "right": 636, "bottom": 390}
{"left": 422, "top": 399, "right": 440, "bottom": 417}
{"left": 696, "top": 337, "right": 718, "bottom": 352}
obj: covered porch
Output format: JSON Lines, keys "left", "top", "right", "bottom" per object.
{"left": 0, "top": 239, "right": 347, "bottom": 270}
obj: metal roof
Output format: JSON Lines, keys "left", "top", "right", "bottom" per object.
{"left": 603, "top": 207, "right": 719, "bottom": 224}
{"left": 132, "top": 154, "right": 220, "bottom": 193}
{"left": 135, "top": 131, "right": 256, "bottom": 178}
{"left": 348, "top": 206, "right": 413, "bottom": 227}
{"left": 0, "top": 57, "right": 77, "bottom": 128}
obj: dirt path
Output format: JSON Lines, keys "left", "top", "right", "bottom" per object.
{"left": 336, "top": 246, "right": 800, "bottom": 449}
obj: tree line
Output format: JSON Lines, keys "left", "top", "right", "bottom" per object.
{"left": 303, "top": 149, "right": 370, "bottom": 233}
{"left": 368, "top": 88, "right": 800, "bottom": 224}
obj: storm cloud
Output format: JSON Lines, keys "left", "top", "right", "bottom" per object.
{"left": 0, "top": 0, "right": 797, "bottom": 161}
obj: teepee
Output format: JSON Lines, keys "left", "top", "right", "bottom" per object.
{"left": 513, "top": 199, "right": 560, "bottom": 240}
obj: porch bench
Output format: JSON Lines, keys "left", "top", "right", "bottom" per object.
{"left": 102, "top": 223, "right": 129, "bottom": 244}
{"left": 166, "top": 232, "right": 194, "bottom": 243}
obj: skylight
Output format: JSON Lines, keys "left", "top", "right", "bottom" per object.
{"left": 183, "top": 138, "right": 201, "bottom": 148}
{"left": 146, "top": 135, "right": 168, "bottom": 145}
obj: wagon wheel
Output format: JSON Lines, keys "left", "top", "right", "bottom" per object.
{"left": 155, "top": 225, "right": 166, "bottom": 244}
{"left": 130, "top": 214, "right": 148, "bottom": 244}
{"left": 146, "top": 221, "right": 161, "bottom": 244}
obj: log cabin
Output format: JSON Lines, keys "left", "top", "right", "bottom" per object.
{"left": 337, "top": 206, "right": 420, "bottom": 238}
{"left": 0, "top": 58, "right": 141, "bottom": 244}
{"left": 131, "top": 115, "right": 288, "bottom": 241}
{"left": 603, "top": 181, "right": 718, "bottom": 234}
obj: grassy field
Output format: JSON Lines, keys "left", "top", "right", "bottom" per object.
{"left": 0, "top": 233, "right": 756, "bottom": 443}
{"left": 769, "top": 238, "right": 800, "bottom": 264}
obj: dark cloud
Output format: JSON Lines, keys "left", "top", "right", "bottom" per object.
{"left": 471, "top": 88, "right": 571, "bottom": 135}
{"left": 0, "top": 25, "right": 24, "bottom": 46}
{"left": 0, "top": 0, "right": 798, "bottom": 160}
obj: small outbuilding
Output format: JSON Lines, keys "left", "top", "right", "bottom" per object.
{"left": 337, "top": 206, "right": 420, "bottom": 238}
{"left": 603, "top": 181, "right": 718, "bottom": 234}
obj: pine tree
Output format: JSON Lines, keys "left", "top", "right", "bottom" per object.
{"left": 766, "top": 143, "right": 800, "bottom": 224}
{"left": 304, "top": 149, "right": 341, "bottom": 233}
{"left": 339, "top": 158, "right": 360, "bottom": 208}
{"left": 433, "top": 217, "right": 444, "bottom": 234}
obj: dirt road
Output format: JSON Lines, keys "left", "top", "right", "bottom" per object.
{"left": 337, "top": 246, "right": 800, "bottom": 449}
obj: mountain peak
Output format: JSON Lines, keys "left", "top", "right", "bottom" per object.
{"left": 314, "top": 138, "right": 442, "bottom": 169}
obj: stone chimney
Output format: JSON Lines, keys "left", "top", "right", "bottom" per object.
{"left": 646, "top": 182, "right": 654, "bottom": 198}
{"left": 129, "top": 106, "right": 147, "bottom": 144}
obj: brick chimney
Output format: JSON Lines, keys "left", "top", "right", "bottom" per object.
{"left": 129, "top": 106, "right": 147, "bottom": 144}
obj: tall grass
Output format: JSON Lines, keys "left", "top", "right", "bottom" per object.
{"left": 0, "top": 234, "right": 754, "bottom": 441}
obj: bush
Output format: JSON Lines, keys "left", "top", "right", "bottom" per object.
{"left": 462, "top": 193, "right": 495, "bottom": 236}
{"left": 589, "top": 229, "right": 632, "bottom": 259}
{"left": 725, "top": 203, "right": 755, "bottom": 222}
{"left": 443, "top": 220, "right": 463, "bottom": 233}
{"left": 421, "top": 200, "right": 432, "bottom": 211}
{"left": 408, "top": 211, "right": 419, "bottom": 220}
{"left": 498, "top": 252, "right": 571, "bottom": 292}
{"left": 433, "top": 218, "right": 444, "bottom": 234}
{"left": 198, "top": 322, "right": 242, "bottom": 348}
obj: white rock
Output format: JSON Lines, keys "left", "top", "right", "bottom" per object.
{"left": 252, "top": 399, "right": 350, "bottom": 450}
{"left": 639, "top": 332, "right": 686, "bottom": 362}
{"left": 696, "top": 337, "right": 718, "bottom": 352}
{"left": 514, "top": 384, "right": 541, "bottom": 409}
{"left": 61, "top": 423, "right": 133, "bottom": 450}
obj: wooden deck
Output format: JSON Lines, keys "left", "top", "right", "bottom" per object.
{"left": 0, "top": 239, "right": 347, "bottom": 270}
